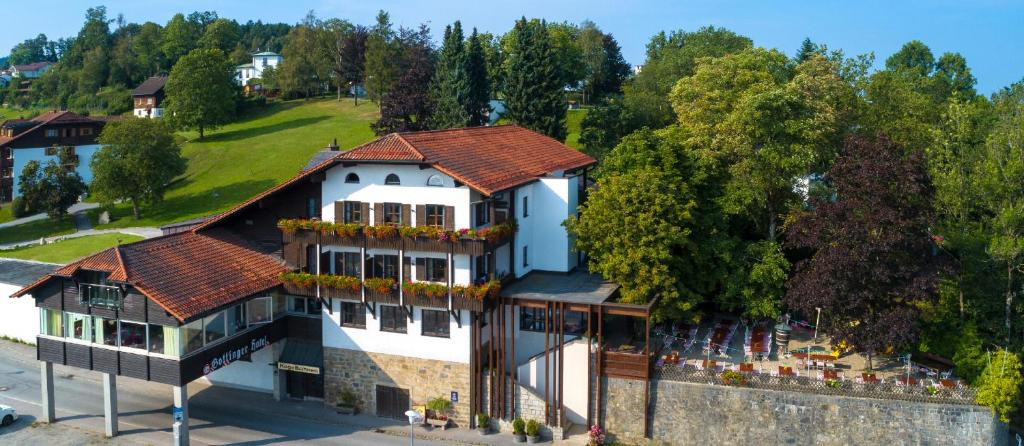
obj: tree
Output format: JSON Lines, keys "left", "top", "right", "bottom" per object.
{"left": 465, "top": 29, "right": 491, "bottom": 126}
{"left": 595, "top": 33, "right": 630, "bottom": 98}
{"left": 430, "top": 22, "right": 471, "bottom": 129}
{"left": 165, "top": 48, "right": 236, "bottom": 139}
{"left": 371, "top": 27, "right": 434, "bottom": 134}
{"left": 577, "top": 21, "right": 606, "bottom": 105}
{"left": 278, "top": 13, "right": 328, "bottom": 98}
{"left": 8, "top": 34, "right": 59, "bottom": 65}
{"left": 578, "top": 101, "right": 635, "bottom": 161}
{"left": 785, "top": 135, "right": 947, "bottom": 369}
{"left": 19, "top": 150, "right": 87, "bottom": 222}
{"left": 161, "top": 13, "right": 199, "bottom": 67}
{"left": 92, "top": 119, "right": 186, "bottom": 219}
{"left": 567, "top": 167, "right": 698, "bottom": 320}
{"left": 15, "top": 161, "right": 43, "bottom": 216}
{"left": 504, "top": 18, "right": 567, "bottom": 141}
{"left": 975, "top": 350, "right": 1024, "bottom": 422}
{"left": 133, "top": 22, "right": 165, "bottom": 75}
{"left": 199, "top": 19, "right": 240, "bottom": 54}
{"left": 793, "top": 37, "right": 823, "bottom": 64}
{"left": 364, "top": 10, "right": 399, "bottom": 105}
{"left": 335, "top": 25, "right": 368, "bottom": 104}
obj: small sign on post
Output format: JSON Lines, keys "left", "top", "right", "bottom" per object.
{"left": 172, "top": 406, "right": 184, "bottom": 422}
{"left": 450, "top": 391, "right": 458, "bottom": 403}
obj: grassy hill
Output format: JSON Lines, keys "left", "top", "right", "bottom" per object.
{"left": 94, "top": 98, "right": 378, "bottom": 229}
{"left": 0, "top": 233, "right": 143, "bottom": 263}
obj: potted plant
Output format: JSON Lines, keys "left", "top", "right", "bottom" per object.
{"left": 587, "top": 425, "right": 605, "bottom": 446}
{"left": 335, "top": 387, "right": 360, "bottom": 415}
{"left": 476, "top": 413, "right": 490, "bottom": 435}
{"left": 526, "top": 419, "right": 541, "bottom": 444}
{"left": 425, "top": 397, "right": 451, "bottom": 430}
{"left": 721, "top": 370, "right": 747, "bottom": 386}
{"left": 512, "top": 417, "right": 526, "bottom": 443}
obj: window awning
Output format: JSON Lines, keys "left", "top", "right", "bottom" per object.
{"left": 277, "top": 339, "right": 323, "bottom": 375}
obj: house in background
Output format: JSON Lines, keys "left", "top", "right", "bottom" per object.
{"left": 236, "top": 51, "right": 282, "bottom": 86}
{"left": 0, "top": 69, "right": 11, "bottom": 88}
{"left": 10, "top": 61, "right": 54, "bottom": 79}
{"left": 132, "top": 75, "right": 167, "bottom": 118}
{"left": 0, "top": 111, "right": 114, "bottom": 201}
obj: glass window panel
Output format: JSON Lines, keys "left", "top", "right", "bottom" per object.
{"left": 306, "top": 298, "right": 322, "bottom": 315}
{"left": 273, "top": 294, "right": 286, "bottom": 317}
{"left": 380, "top": 306, "right": 406, "bottom": 333}
{"left": 425, "top": 205, "right": 445, "bottom": 227}
{"left": 248, "top": 297, "right": 271, "bottom": 324}
{"left": 119, "top": 321, "right": 147, "bottom": 350}
{"left": 520, "top": 307, "right": 545, "bottom": 332}
{"left": 93, "top": 317, "right": 118, "bottom": 346}
{"left": 65, "top": 313, "right": 91, "bottom": 342}
{"left": 290, "top": 297, "right": 307, "bottom": 314}
{"left": 40, "top": 309, "right": 63, "bottom": 336}
{"left": 164, "top": 326, "right": 181, "bottom": 358}
{"left": 422, "top": 310, "right": 450, "bottom": 338}
{"left": 383, "top": 203, "right": 402, "bottom": 225}
{"left": 227, "top": 305, "right": 246, "bottom": 336}
{"left": 203, "top": 312, "right": 226, "bottom": 344}
{"left": 148, "top": 324, "right": 165, "bottom": 354}
{"left": 183, "top": 319, "right": 204, "bottom": 353}
{"left": 340, "top": 301, "right": 365, "bottom": 328}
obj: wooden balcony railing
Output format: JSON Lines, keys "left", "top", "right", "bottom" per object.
{"left": 600, "top": 349, "right": 651, "bottom": 380}
{"left": 279, "top": 220, "right": 515, "bottom": 256}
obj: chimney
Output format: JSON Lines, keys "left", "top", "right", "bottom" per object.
{"left": 328, "top": 138, "right": 339, "bottom": 151}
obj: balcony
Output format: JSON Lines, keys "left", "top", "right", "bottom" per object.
{"left": 279, "top": 272, "right": 495, "bottom": 311}
{"left": 79, "top": 283, "right": 122, "bottom": 309}
{"left": 279, "top": 219, "right": 515, "bottom": 256}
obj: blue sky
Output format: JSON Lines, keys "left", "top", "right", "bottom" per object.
{"left": 4, "top": 0, "right": 1022, "bottom": 93}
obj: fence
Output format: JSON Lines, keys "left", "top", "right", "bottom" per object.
{"left": 653, "top": 364, "right": 979, "bottom": 405}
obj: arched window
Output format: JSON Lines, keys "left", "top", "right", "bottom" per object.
{"left": 426, "top": 175, "right": 444, "bottom": 187}
{"left": 385, "top": 174, "right": 401, "bottom": 185}
{"left": 345, "top": 173, "right": 360, "bottom": 184}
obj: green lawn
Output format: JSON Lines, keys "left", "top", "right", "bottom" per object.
{"left": 0, "top": 233, "right": 143, "bottom": 264}
{"left": 94, "top": 98, "right": 379, "bottom": 229}
{"left": 566, "top": 108, "right": 588, "bottom": 150}
{"left": 0, "top": 206, "right": 13, "bottom": 224}
{"left": 0, "top": 218, "right": 75, "bottom": 245}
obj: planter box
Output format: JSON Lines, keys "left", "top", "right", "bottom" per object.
{"left": 322, "top": 286, "right": 361, "bottom": 300}
{"left": 282, "top": 282, "right": 316, "bottom": 297}
{"left": 321, "top": 232, "right": 364, "bottom": 247}
{"left": 451, "top": 294, "right": 484, "bottom": 312}
{"left": 425, "top": 418, "right": 449, "bottom": 430}
{"left": 405, "top": 293, "right": 448, "bottom": 309}
{"left": 405, "top": 236, "right": 451, "bottom": 253}
{"left": 453, "top": 239, "right": 486, "bottom": 256}
{"left": 366, "top": 288, "right": 400, "bottom": 305}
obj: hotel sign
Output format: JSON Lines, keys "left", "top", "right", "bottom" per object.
{"left": 202, "top": 335, "right": 270, "bottom": 375}
{"left": 180, "top": 319, "right": 286, "bottom": 384}
{"left": 278, "top": 362, "right": 320, "bottom": 375}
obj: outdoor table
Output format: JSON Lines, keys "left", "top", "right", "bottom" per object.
{"left": 739, "top": 363, "right": 754, "bottom": 373}
{"left": 939, "top": 379, "right": 957, "bottom": 388}
{"left": 701, "top": 360, "right": 717, "bottom": 370}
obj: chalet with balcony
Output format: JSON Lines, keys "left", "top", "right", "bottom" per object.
{"left": 0, "top": 111, "right": 112, "bottom": 201}
{"left": 132, "top": 75, "right": 167, "bottom": 118}
{"left": 14, "top": 125, "right": 657, "bottom": 444}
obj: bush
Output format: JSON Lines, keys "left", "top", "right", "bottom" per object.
{"left": 975, "top": 350, "right": 1024, "bottom": 423}
{"left": 476, "top": 413, "right": 490, "bottom": 428}
{"left": 512, "top": 417, "right": 525, "bottom": 435}
{"left": 11, "top": 196, "right": 30, "bottom": 218}
{"left": 427, "top": 396, "right": 452, "bottom": 415}
{"left": 337, "top": 387, "right": 361, "bottom": 409}
{"left": 526, "top": 419, "right": 540, "bottom": 437}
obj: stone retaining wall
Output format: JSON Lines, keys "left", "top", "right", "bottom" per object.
{"left": 599, "top": 377, "right": 1007, "bottom": 445}
{"left": 482, "top": 375, "right": 566, "bottom": 440}
{"left": 324, "top": 347, "right": 471, "bottom": 426}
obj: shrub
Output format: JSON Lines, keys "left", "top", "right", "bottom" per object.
{"left": 427, "top": 397, "right": 452, "bottom": 415}
{"left": 976, "top": 350, "right": 1024, "bottom": 422}
{"left": 526, "top": 419, "right": 540, "bottom": 437}
{"left": 337, "top": 387, "right": 361, "bottom": 408}
{"left": 11, "top": 196, "right": 30, "bottom": 218}
{"left": 476, "top": 413, "right": 490, "bottom": 428}
{"left": 512, "top": 417, "right": 526, "bottom": 435}
{"left": 721, "top": 370, "right": 747, "bottom": 386}
{"left": 587, "top": 425, "right": 605, "bottom": 446}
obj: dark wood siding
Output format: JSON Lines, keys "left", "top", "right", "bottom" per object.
{"left": 121, "top": 292, "right": 147, "bottom": 321}
{"left": 65, "top": 342, "right": 92, "bottom": 370}
{"left": 146, "top": 300, "right": 180, "bottom": 327}
{"left": 149, "top": 357, "right": 181, "bottom": 385}
{"left": 37, "top": 337, "right": 65, "bottom": 363}
{"left": 34, "top": 281, "right": 63, "bottom": 310}
{"left": 217, "top": 176, "right": 322, "bottom": 253}
{"left": 92, "top": 347, "right": 119, "bottom": 374}
{"left": 119, "top": 351, "right": 149, "bottom": 380}
{"left": 286, "top": 316, "right": 322, "bottom": 341}
{"left": 90, "top": 306, "right": 117, "bottom": 320}
{"left": 62, "top": 280, "right": 88, "bottom": 314}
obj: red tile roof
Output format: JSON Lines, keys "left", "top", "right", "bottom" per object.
{"left": 13, "top": 230, "right": 287, "bottom": 322}
{"left": 340, "top": 125, "right": 596, "bottom": 195}
{"left": 0, "top": 111, "right": 115, "bottom": 148}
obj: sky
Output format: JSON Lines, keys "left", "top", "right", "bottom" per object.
{"left": 3, "top": 0, "right": 1022, "bottom": 94}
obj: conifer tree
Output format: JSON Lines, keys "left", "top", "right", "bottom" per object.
{"left": 466, "top": 28, "right": 492, "bottom": 126}
{"left": 503, "top": 18, "right": 567, "bottom": 141}
{"left": 430, "top": 22, "right": 471, "bottom": 129}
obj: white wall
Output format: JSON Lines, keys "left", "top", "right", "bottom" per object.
{"left": 133, "top": 107, "right": 163, "bottom": 118}
{"left": 0, "top": 284, "right": 39, "bottom": 344}
{"left": 322, "top": 163, "right": 472, "bottom": 229}
{"left": 323, "top": 299, "right": 472, "bottom": 364}
{"left": 514, "top": 175, "right": 579, "bottom": 276}
{"left": 515, "top": 338, "right": 587, "bottom": 424}
{"left": 12, "top": 144, "right": 102, "bottom": 197}
{"left": 200, "top": 340, "right": 283, "bottom": 393}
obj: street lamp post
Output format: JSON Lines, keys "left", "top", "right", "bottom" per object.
{"left": 813, "top": 307, "right": 822, "bottom": 344}
{"left": 404, "top": 409, "right": 421, "bottom": 446}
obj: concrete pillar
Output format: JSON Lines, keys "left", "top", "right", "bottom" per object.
{"left": 102, "top": 373, "right": 118, "bottom": 437}
{"left": 172, "top": 384, "right": 189, "bottom": 446}
{"left": 40, "top": 361, "right": 54, "bottom": 423}
{"left": 273, "top": 368, "right": 287, "bottom": 401}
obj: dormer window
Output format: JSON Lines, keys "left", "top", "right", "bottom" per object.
{"left": 79, "top": 270, "right": 122, "bottom": 309}
{"left": 345, "top": 173, "right": 360, "bottom": 184}
{"left": 426, "top": 175, "right": 444, "bottom": 187}
{"left": 385, "top": 174, "right": 401, "bottom": 185}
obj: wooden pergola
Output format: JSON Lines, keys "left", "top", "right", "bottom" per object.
{"left": 468, "top": 269, "right": 656, "bottom": 437}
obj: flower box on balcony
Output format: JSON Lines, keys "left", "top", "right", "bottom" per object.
{"left": 321, "top": 232, "right": 364, "bottom": 247}
{"left": 364, "top": 277, "right": 399, "bottom": 304}
{"left": 318, "top": 275, "right": 362, "bottom": 300}
{"left": 405, "top": 236, "right": 450, "bottom": 253}
{"left": 280, "top": 272, "right": 318, "bottom": 297}
{"left": 282, "top": 282, "right": 317, "bottom": 297}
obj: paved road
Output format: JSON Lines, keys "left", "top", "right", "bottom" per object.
{"left": 0, "top": 202, "right": 99, "bottom": 230}
{"left": 0, "top": 341, "right": 452, "bottom": 445}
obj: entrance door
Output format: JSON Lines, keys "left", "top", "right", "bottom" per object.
{"left": 286, "top": 371, "right": 325, "bottom": 399}
{"left": 375, "top": 385, "right": 410, "bottom": 419}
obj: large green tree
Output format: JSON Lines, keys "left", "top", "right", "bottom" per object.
{"left": 198, "top": 18, "right": 241, "bottom": 54}
{"left": 430, "top": 22, "right": 471, "bottom": 129}
{"left": 165, "top": 48, "right": 236, "bottom": 139}
{"left": 92, "top": 119, "right": 186, "bottom": 220}
{"left": 363, "top": 10, "right": 399, "bottom": 105}
{"left": 162, "top": 13, "right": 199, "bottom": 67}
{"left": 503, "top": 18, "right": 567, "bottom": 141}
{"left": 466, "top": 29, "right": 491, "bottom": 126}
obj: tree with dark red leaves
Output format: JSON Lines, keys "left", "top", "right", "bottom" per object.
{"left": 785, "top": 134, "right": 948, "bottom": 369}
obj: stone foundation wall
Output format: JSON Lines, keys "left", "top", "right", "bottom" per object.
{"left": 598, "top": 377, "right": 1008, "bottom": 445}
{"left": 482, "top": 375, "right": 566, "bottom": 440}
{"left": 324, "top": 347, "right": 471, "bottom": 426}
